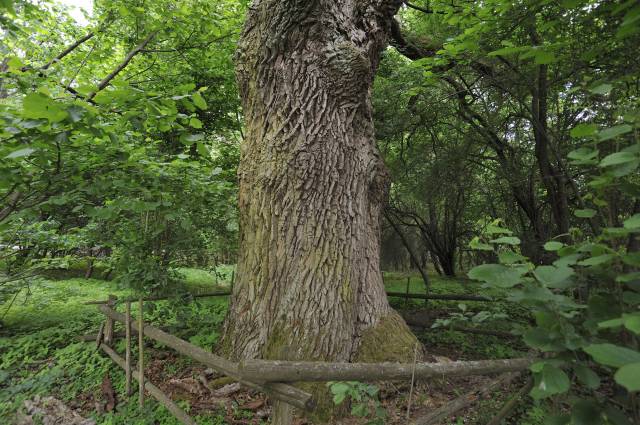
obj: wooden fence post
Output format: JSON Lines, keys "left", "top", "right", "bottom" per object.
{"left": 125, "top": 301, "right": 132, "bottom": 396}
{"left": 104, "top": 295, "right": 117, "bottom": 345}
{"left": 99, "top": 343, "right": 197, "bottom": 425}
{"left": 138, "top": 297, "right": 144, "bottom": 408}
{"left": 405, "top": 277, "right": 410, "bottom": 308}
{"left": 95, "top": 322, "right": 105, "bottom": 349}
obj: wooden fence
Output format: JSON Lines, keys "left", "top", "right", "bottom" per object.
{"left": 93, "top": 293, "right": 532, "bottom": 425}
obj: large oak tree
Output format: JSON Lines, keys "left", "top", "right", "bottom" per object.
{"left": 220, "top": 0, "right": 419, "bottom": 379}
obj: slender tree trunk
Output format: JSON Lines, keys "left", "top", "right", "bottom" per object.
{"left": 221, "top": 0, "right": 417, "bottom": 371}
{"left": 529, "top": 26, "right": 570, "bottom": 238}
{"left": 385, "top": 211, "right": 430, "bottom": 292}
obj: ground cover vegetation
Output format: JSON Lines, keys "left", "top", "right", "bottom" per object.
{"left": 1, "top": 0, "right": 639, "bottom": 424}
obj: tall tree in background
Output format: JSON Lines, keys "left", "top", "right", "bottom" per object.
{"left": 220, "top": 0, "right": 419, "bottom": 373}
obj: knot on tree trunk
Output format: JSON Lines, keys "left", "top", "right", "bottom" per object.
{"left": 319, "top": 41, "right": 372, "bottom": 103}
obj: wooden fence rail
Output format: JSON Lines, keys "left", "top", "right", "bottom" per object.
{"left": 386, "top": 292, "right": 493, "bottom": 302}
{"left": 97, "top": 304, "right": 314, "bottom": 411}
{"left": 85, "top": 290, "right": 231, "bottom": 305}
{"left": 238, "top": 357, "right": 533, "bottom": 383}
{"left": 100, "top": 343, "right": 197, "bottom": 425}
{"left": 87, "top": 290, "right": 493, "bottom": 306}
{"left": 94, "top": 293, "right": 530, "bottom": 425}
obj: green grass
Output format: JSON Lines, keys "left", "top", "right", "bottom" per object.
{"left": 383, "top": 271, "right": 530, "bottom": 359}
{"left": 1, "top": 277, "right": 132, "bottom": 331}
{"left": 178, "top": 264, "right": 235, "bottom": 292}
{"left": 0, "top": 272, "right": 230, "bottom": 424}
{"left": 383, "top": 270, "right": 508, "bottom": 298}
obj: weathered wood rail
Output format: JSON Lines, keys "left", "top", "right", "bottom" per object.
{"left": 87, "top": 289, "right": 493, "bottom": 306}
{"left": 98, "top": 303, "right": 314, "bottom": 410}
{"left": 93, "top": 293, "right": 533, "bottom": 425}
{"left": 100, "top": 343, "right": 197, "bottom": 425}
{"left": 85, "top": 290, "right": 231, "bottom": 305}
{"left": 386, "top": 291, "right": 493, "bottom": 302}
{"left": 237, "top": 357, "right": 532, "bottom": 383}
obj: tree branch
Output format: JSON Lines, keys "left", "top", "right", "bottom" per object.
{"left": 86, "top": 30, "right": 159, "bottom": 100}
{"left": 389, "top": 18, "right": 437, "bottom": 60}
{"left": 41, "top": 32, "right": 95, "bottom": 70}
{"left": 404, "top": 1, "right": 445, "bottom": 14}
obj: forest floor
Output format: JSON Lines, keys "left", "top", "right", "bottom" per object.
{"left": 0, "top": 268, "right": 546, "bottom": 425}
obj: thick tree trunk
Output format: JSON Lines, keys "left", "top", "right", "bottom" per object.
{"left": 220, "top": 0, "right": 417, "bottom": 372}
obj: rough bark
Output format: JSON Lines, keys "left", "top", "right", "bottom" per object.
{"left": 221, "top": 0, "right": 420, "bottom": 379}
{"left": 221, "top": 7, "right": 425, "bottom": 419}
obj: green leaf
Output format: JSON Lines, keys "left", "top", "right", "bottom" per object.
{"left": 570, "top": 124, "right": 598, "bottom": 138}
{"left": 544, "top": 241, "right": 564, "bottom": 251}
{"left": 523, "top": 327, "right": 563, "bottom": 351}
{"left": 616, "top": 272, "right": 640, "bottom": 283}
{"left": 196, "top": 142, "right": 209, "bottom": 157}
{"left": 531, "top": 364, "right": 570, "bottom": 399}
{"left": 600, "top": 151, "right": 637, "bottom": 167}
{"left": 0, "top": 0, "right": 15, "bottom": 15}
{"left": 23, "top": 93, "right": 68, "bottom": 122}
{"left": 623, "top": 214, "right": 640, "bottom": 230}
{"left": 329, "top": 382, "right": 350, "bottom": 395}
{"left": 578, "top": 254, "right": 615, "bottom": 266}
{"left": 485, "top": 224, "right": 513, "bottom": 235}
{"left": 584, "top": 344, "right": 640, "bottom": 367}
{"left": 568, "top": 147, "right": 599, "bottom": 164}
{"left": 489, "top": 236, "right": 521, "bottom": 245}
{"left": 180, "top": 133, "right": 205, "bottom": 145}
{"left": 598, "top": 125, "right": 633, "bottom": 142}
{"left": 589, "top": 83, "right": 612, "bottom": 95}
{"left": 614, "top": 362, "right": 640, "bottom": 392}
{"left": 573, "top": 365, "right": 600, "bottom": 389}
{"left": 575, "top": 209, "right": 596, "bottom": 218}
{"left": 189, "top": 117, "right": 203, "bottom": 128}
{"left": 351, "top": 403, "right": 368, "bottom": 417}
{"left": 469, "top": 237, "right": 493, "bottom": 251}
{"left": 192, "top": 92, "right": 208, "bottom": 110}
{"left": 560, "top": 0, "right": 583, "bottom": 7}
{"left": 67, "top": 105, "right": 86, "bottom": 122}
{"left": 5, "top": 147, "right": 36, "bottom": 159}
{"left": 498, "top": 250, "right": 526, "bottom": 264}
{"left": 598, "top": 318, "right": 624, "bottom": 329}
{"left": 365, "top": 384, "right": 379, "bottom": 397}
{"left": 554, "top": 254, "right": 581, "bottom": 268}
{"left": 624, "top": 316, "right": 640, "bottom": 334}
{"left": 467, "top": 264, "right": 524, "bottom": 288}
{"left": 571, "top": 399, "right": 603, "bottom": 425}
{"left": 603, "top": 406, "right": 632, "bottom": 425}
{"left": 533, "top": 265, "right": 574, "bottom": 289}
{"left": 622, "top": 252, "right": 640, "bottom": 267}
{"left": 533, "top": 50, "right": 556, "bottom": 64}
{"left": 7, "top": 56, "right": 23, "bottom": 73}
{"left": 487, "top": 45, "right": 528, "bottom": 56}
